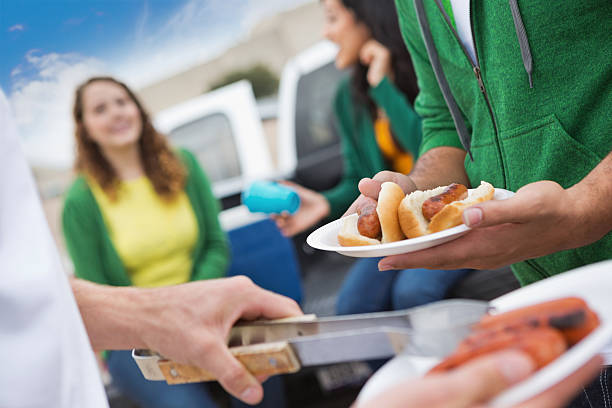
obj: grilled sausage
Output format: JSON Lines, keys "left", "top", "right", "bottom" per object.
{"left": 422, "top": 183, "right": 468, "bottom": 221}
{"left": 429, "top": 325, "right": 567, "bottom": 374}
{"left": 357, "top": 198, "right": 381, "bottom": 239}
{"left": 477, "top": 297, "right": 600, "bottom": 346}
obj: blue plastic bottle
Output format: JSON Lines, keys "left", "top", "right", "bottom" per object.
{"left": 241, "top": 181, "right": 301, "bottom": 215}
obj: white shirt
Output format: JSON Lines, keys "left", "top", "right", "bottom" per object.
{"left": 0, "top": 89, "right": 108, "bottom": 407}
{"left": 450, "top": 0, "right": 477, "bottom": 64}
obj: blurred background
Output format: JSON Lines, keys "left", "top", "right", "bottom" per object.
{"left": 3, "top": 1, "right": 367, "bottom": 406}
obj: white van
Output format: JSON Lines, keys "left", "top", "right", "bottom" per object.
{"left": 154, "top": 80, "right": 273, "bottom": 231}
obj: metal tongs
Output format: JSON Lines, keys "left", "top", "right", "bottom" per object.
{"left": 133, "top": 299, "right": 491, "bottom": 384}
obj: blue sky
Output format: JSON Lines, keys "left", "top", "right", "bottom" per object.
{"left": 1, "top": 0, "right": 314, "bottom": 167}
{"left": 1, "top": 1, "right": 176, "bottom": 91}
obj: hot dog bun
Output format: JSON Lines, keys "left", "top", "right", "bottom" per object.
{"left": 398, "top": 181, "right": 494, "bottom": 238}
{"left": 377, "top": 182, "right": 406, "bottom": 243}
{"left": 397, "top": 185, "right": 447, "bottom": 238}
{"left": 338, "top": 182, "right": 406, "bottom": 246}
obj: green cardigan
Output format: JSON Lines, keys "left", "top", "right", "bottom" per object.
{"left": 62, "top": 149, "right": 229, "bottom": 286}
{"left": 322, "top": 76, "right": 422, "bottom": 219}
{"left": 395, "top": 0, "right": 612, "bottom": 284}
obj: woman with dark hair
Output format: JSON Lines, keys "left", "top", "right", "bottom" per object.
{"left": 276, "top": 0, "right": 469, "bottom": 314}
{"left": 62, "top": 76, "right": 228, "bottom": 407}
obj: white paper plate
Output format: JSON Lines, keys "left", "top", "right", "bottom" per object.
{"left": 357, "top": 260, "right": 612, "bottom": 407}
{"left": 306, "top": 188, "right": 514, "bottom": 258}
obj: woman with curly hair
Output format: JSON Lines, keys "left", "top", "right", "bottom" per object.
{"left": 62, "top": 76, "right": 228, "bottom": 407}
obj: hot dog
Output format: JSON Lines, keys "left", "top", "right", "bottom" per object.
{"left": 338, "top": 182, "right": 406, "bottom": 246}
{"left": 398, "top": 181, "right": 494, "bottom": 239}
{"left": 422, "top": 183, "right": 468, "bottom": 221}
{"left": 429, "top": 325, "right": 567, "bottom": 374}
{"left": 476, "top": 297, "right": 600, "bottom": 346}
{"left": 428, "top": 297, "right": 599, "bottom": 375}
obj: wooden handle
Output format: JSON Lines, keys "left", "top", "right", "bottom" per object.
{"left": 157, "top": 341, "right": 301, "bottom": 384}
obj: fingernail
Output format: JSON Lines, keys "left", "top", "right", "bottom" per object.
{"left": 496, "top": 352, "right": 535, "bottom": 384}
{"left": 240, "top": 386, "right": 261, "bottom": 405}
{"left": 378, "top": 262, "right": 394, "bottom": 271}
{"left": 463, "top": 207, "right": 483, "bottom": 227}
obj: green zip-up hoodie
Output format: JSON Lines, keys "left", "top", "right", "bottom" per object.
{"left": 323, "top": 75, "right": 422, "bottom": 219}
{"left": 62, "top": 148, "right": 229, "bottom": 286}
{"left": 395, "top": 0, "right": 612, "bottom": 285}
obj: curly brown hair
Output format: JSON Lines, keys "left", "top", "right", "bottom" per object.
{"left": 73, "top": 76, "right": 186, "bottom": 201}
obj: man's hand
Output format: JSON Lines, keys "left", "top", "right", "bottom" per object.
{"left": 355, "top": 351, "right": 601, "bottom": 408}
{"left": 343, "top": 147, "right": 469, "bottom": 218}
{"left": 73, "top": 277, "right": 302, "bottom": 405}
{"left": 139, "top": 277, "right": 302, "bottom": 404}
{"left": 378, "top": 180, "right": 602, "bottom": 271}
{"left": 272, "top": 181, "right": 330, "bottom": 237}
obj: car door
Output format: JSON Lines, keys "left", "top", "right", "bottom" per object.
{"left": 277, "top": 41, "right": 347, "bottom": 191}
{"left": 154, "top": 80, "right": 273, "bottom": 230}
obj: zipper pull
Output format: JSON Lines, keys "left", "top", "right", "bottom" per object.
{"left": 473, "top": 67, "right": 486, "bottom": 93}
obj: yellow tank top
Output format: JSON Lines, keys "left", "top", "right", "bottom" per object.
{"left": 90, "top": 177, "right": 198, "bottom": 288}
{"left": 374, "top": 116, "right": 414, "bottom": 174}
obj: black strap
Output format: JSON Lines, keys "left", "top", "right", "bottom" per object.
{"left": 413, "top": 0, "right": 473, "bottom": 160}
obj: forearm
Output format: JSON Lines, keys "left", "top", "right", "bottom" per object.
{"left": 409, "top": 146, "right": 470, "bottom": 190}
{"left": 566, "top": 150, "right": 612, "bottom": 244}
{"left": 71, "top": 278, "right": 152, "bottom": 351}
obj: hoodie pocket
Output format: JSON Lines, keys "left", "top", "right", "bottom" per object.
{"left": 499, "top": 114, "right": 601, "bottom": 191}
{"left": 499, "top": 114, "right": 608, "bottom": 279}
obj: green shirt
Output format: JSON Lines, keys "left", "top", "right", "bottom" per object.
{"left": 323, "top": 75, "right": 422, "bottom": 219}
{"left": 62, "top": 148, "right": 229, "bottom": 286}
{"left": 395, "top": 0, "right": 612, "bottom": 284}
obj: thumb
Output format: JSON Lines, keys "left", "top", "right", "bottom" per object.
{"left": 358, "top": 171, "right": 417, "bottom": 198}
{"left": 358, "top": 178, "right": 383, "bottom": 199}
{"left": 360, "top": 48, "right": 374, "bottom": 65}
{"left": 359, "top": 41, "right": 376, "bottom": 65}
{"left": 197, "top": 340, "right": 264, "bottom": 405}
{"left": 439, "top": 351, "right": 535, "bottom": 407}
{"left": 462, "top": 194, "right": 532, "bottom": 228}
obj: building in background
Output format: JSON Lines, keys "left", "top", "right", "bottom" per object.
{"left": 137, "top": 2, "right": 323, "bottom": 115}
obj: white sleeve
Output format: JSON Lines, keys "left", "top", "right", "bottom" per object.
{"left": 0, "top": 89, "right": 108, "bottom": 408}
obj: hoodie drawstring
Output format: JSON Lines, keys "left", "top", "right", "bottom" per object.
{"left": 414, "top": 0, "right": 474, "bottom": 160}
{"left": 509, "top": 0, "right": 534, "bottom": 88}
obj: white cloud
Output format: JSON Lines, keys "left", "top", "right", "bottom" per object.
{"left": 9, "top": 51, "right": 107, "bottom": 169}
{"left": 119, "top": 0, "right": 314, "bottom": 88}
{"left": 118, "top": 0, "right": 242, "bottom": 88}
{"left": 8, "top": 24, "right": 24, "bottom": 32}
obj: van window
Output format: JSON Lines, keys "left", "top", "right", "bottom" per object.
{"left": 168, "top": 113, "right": 242, "bottom": 183}
{"left": 294, "top": 62, "right": 344, "bottom": 159}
